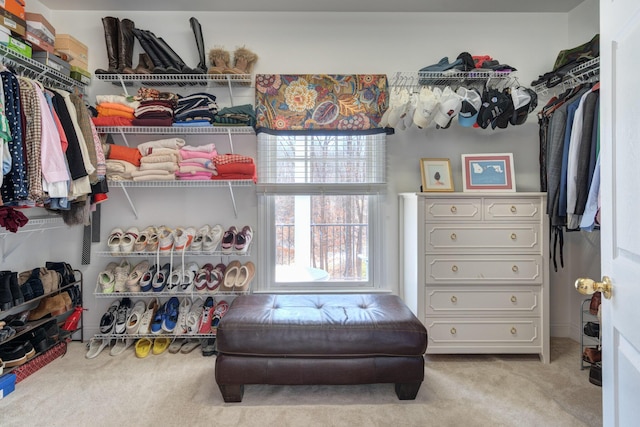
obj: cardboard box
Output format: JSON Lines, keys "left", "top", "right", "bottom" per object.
{"left": 3, "top": 33, "right": 31, "bottom": 57}
{"left": 0, "top": 7, "right": 26, "bottom": 37}
{"left": 0, "top": 0, "right": 25, "bottom": 20}
{"left": 25, "top": 12, "right": 54, "bottom": 45}
{"left": 25, "top": 30, "right": 54, "bottom": 53}
{"left": 0, "top": 373, "right": 17, "bottom": 400}
{"left": 70, "top": 65, "right": 91, "bottom": 85}
{"left": 54, "top": 33, "right": 87, "bottom": 65}
{"left": 32, "top": 51, "right": 71, "bottom": 76}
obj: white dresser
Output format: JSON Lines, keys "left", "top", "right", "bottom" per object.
{"left": 399, "top": 192, "right": 550, "bottom": 363}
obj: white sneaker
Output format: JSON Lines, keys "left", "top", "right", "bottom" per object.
{"left": 173, "top": 226, "right": 196, "bottom": 251}
{"left": 114, "top": 259, "right": 132, "bottom": 293}
{"left": 98, "top": 262, "right": 118, "bottom": 293}
{"left": 186, "top": 298, "right": 204, "bottom": 335}
{"left": 181, "top": 262, "right": 199, "bottom": 292}
{"left": 134, "top": 226, "right": 158, "bottom": 252}
{"left": 158, "top": 225, "right": 174, "bottom": 252}
{"left": 126, "top": 260, "right": 149, "bottom": 292}
{"left": 137, "top": 297, "right": 159, "bottom": 334}
{"left": 126, "top": 300, "right": 147, "bottom": 334}
{"left": 109, "top": 337, "right": 135, "bottom": 356}
{"left": 177, "top": 297, "right": 192, "bottom": 335}
{"left": 203, "top": 224, "right": 224, "bottom": 252}
{"left": 167, "top": 264, "right": 184, "bottom": 292}
{"left": 190, "top": 225, "right": 211, "bottom": 252}
{"left": 120, "top": 227, "right": 139, "bottom": 253}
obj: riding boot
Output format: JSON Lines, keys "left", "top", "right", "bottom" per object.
{"left": 189, "top": 17, "right": 207, "bottom": 74}
{"left": 118, "top": 18, "right": 136, "bottom": 74}
{"left": 131, "top": 28, "right": 169, "bottom": 73}
{"left": 94, "top": 17, "right": 120, "bottom": 75}
{"left": 148, "top": 30, "right": 196, "bottom": 73}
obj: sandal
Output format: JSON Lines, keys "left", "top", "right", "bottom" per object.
{"left": 168, "top": 338, "right": 185, "bottom": 354}
{"left": 223, "top": 260, "right": 241, "bottom": 290}
{"left": 86, "top": 337, "right": 111, "bottom": 359}
{"left": 180, "top": 338, "right": 202, "bottom": 354}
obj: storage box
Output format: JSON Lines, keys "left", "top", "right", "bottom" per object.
{"left": 32, "top": 51, "right": 71, "bottom": 76}
{"left": 0, "top": 7, "right": 26, "bottom": 37}
{"left": 26, "top": 12, "right": 54, "bottom": 45}
{"left": 0, "top": 0, "right": 25, "bottom": 20}
{"left": 0, "top": 373, "right": 17, "bottom": 400}
{"left": 25, "top": 30, "right": 54, "bottom": 53}
{"left": 54, "top": 33, "right": 88, "bottom": 67}
{"left": 70, "top": 65, "right": 91, "bottom": 85}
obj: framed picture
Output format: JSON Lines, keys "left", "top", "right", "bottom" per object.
{"left": 420, "top": 158, "right": 454, "bottom": 192}
{"left": 461, "top": 153, "right": 516, "bottom": 192}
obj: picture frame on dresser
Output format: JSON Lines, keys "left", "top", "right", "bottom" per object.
{"left": 461, "top": 153, "right": 516, "bottom": 192}
{"left": 420, "top": 158, "right": 454, "bottom": 192}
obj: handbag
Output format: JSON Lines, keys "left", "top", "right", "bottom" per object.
{"left": 589, "top": 291, "right": 601, "bottom": 316}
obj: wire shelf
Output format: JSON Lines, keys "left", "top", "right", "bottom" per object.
{"left": 533, "top": 57, "right": 600, "bottom": 96}
{"left": 95, "top": 249, "right": 252, "bottom": 257}
{"left": 0, "top": 44, "right": 87, "bottom": 92}
{"left": 107, "top": 179, "right": 254, "bottom": 188}
{"left": 391, "top": 70, "right": 515, "bottom": 89}
{"left": 93, "top": 289, "right": 249, "bottom": 298}
{"left": 95, "top": 73, "right": 252, "bottom": 86}
{"left": 95, "top": 125, "right": 254, "bottom": 135}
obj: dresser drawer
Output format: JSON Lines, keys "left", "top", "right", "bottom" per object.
{"left": 424, "top": 198, "right": 481, "bottom": 221}
{"left": 426, "top": 318, "right": 541, "bottom": 348}
{"left": 426, "top": 286, "right": 540, "bottom": 315}
{"left": 426, "top": 255, "right": 543, "bottom": 283}
{"left": 426, "top": 224, "right": 542, "bottom": 253}
{"left": 484, "top": 198, "right": 543, "bottom": 221}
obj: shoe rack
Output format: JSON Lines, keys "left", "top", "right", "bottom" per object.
{"left": 580, "top": 297, "right": 601, "bottom": 370}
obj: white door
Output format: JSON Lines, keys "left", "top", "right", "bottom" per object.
{"left": 600, "top": 0, "right": 640, "bottom": 425}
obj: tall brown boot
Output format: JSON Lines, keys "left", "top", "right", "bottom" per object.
{"left": 225, "top": 46, "right": 258, "bottom": 75}
{"left": 208, "top": 47, "right": 230, "bottom": 74}
{"left": 119, "top": 18, "right": 136, "bottom": 74}
{"left": 95, "top": 16, "right": 120, "bottom": 75}
{"left": 134, "top": 53, "right": 154, "bottom": 74}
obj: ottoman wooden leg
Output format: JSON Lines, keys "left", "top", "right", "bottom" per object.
{"left": 395, "top": 382, "right": 422, "bottom": 400}
{"left": 218, "top": 384, "right": 244, "bottom": 402}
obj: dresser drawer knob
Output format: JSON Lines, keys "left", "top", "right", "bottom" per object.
{"left": 450, "top": 206, "right": 457, "bottom": 213}
{"left": 450, "top": 233, "right": 457, "bottom": 240}
{"left": 451, "top": 265, "right": 458, "bottom": 272}
{"left": 450, "top": 295, "right": 457, "bottom": 303}
{"left": 450, "top": 327, "right": 457, "bottom": 335}
{"left": 511, "top": 295, "right": 517, "bottom": 303}
{"left": 510, "top": 327, "right": 517, "bottom": 335}
{"left": 510, "top": 233, "right": 517, "bottom": 240}
{"left": 512, "top": 265, "right": 519, "bottom": 273}
{"left": 510, "top": 205, "right": 517, "bottom": 213}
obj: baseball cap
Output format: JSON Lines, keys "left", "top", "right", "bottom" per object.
{"left": 510, "top": 87, "right": 538, "bottom": 125}
{"left": 476, "top": 88, "right": 511, "bottom": 129}
{"left": 492, "top": 89, "right": 516, "bottom": 129}
{"left": 456, "top": 87, "right": 482, "bottom": 128}
{"left": 434, "top": 87, "right": 462, "bottom": 129}
{"left": 412, "top": 86, "right": 440, "bottom": 129}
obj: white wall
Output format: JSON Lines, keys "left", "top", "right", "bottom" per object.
{"left": 6, "top": 2, "right": 598, "bottom": 338}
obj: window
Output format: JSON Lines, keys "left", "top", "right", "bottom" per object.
{"left": 257, "top": 132, "right": 387, "bottom": 291}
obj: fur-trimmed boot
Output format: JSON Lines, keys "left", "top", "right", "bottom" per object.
{"left": 225, "top": 46, "right": 258, "bottom": 74}
{"left": 208, "top": 47, "right": 230, "bottom": 74}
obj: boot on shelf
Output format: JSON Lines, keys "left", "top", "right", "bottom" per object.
{"left": 133, "top": 53, "right": 154, "bottom": 74}
{"left": 8, "top": 271, "right": 24, "bottom": 306}
{"left": 94, "top": 16, "right": 120, "bottom": 75}
{"left": 224, "top": 46, "right": 258, "bottom": 75}
{"left": 118, "top": 18, "right": 136, "bottom": 74}
{"left": 0, "top": 271, "right": 13, "bottom": 311}
{"left": 132, "top": 28, "right": 178, "bottom": 74}
{"left": 151, "top": 31, "right": 199, "bottom": 73}
{"left": 208, "top": 47, "right": 230, "bottom": 75}
{"left": 189, "top": 17, "right": 207, "bottom": 74}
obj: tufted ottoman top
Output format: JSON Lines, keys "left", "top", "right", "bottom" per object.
{"left": 216, "top": 294, "right": 427, "bottom": 357}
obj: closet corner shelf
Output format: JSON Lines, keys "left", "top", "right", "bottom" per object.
{"left": 0, "top": 44, "right": 87, "bottom": 92}
{"left": 532, "top": 57, "right": 599, "bottom": 96}
{"left": 93, "top": 289, "right": 250, "bottom": 299}
{"left": 1, "top": 215, "right": 67, "bottom": 262}
{"left": 391, "top": 70, "right": 514, "bottom": 89}
{"left": 95, "top": 249, "right": 252, "bottom": 257}
{"left": 95, "top": 125, "right": 255, "bottom": 135}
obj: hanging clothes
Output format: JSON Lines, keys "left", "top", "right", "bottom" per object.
{"left": 1, "top": 70, "right": 27, "bottom": 204}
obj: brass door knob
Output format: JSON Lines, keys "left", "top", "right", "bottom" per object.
{"left": 575, "top": 276, "right": 613, "bottom": 300}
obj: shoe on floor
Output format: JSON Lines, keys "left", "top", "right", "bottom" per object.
{"left": 201, "top": 337, "right": 217, "bottom": 356}
{"left": 135, "top": 338, "right": 153, "bottom": 358}
{"left": 168, "top": 338, "right": 185, "bottom": 354}
{"left": 152, "top": 337, "right": 171, "bottom": 355}
{"left": 86, "top": 338, "right": 110, "bottom": 359}
{"left": 180, "top": 338, "right": 201, "bottom": 354}
{"left": 110, "top": 337, "right": 135, "bottom": 356}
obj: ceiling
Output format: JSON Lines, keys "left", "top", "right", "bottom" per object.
{"left": 43, "top": 0, "right": 586, "bottom": 13}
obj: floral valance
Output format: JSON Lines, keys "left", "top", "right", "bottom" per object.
{"left": 254, "top": 74, "right": 390, "bottom": 134}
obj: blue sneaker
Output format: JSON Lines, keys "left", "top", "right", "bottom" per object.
{"left": 151, "top": 302, "right": 165, "bottom": 334}
{"left": 152, "top": 263, "right": 171, "bottom": 292}
{"left": 162, "top": 297, "right": 180, "bottom": 333}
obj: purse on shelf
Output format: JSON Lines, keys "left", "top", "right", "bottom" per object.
{"left": 589, "top": 291, "right": 601, "bottom": 316}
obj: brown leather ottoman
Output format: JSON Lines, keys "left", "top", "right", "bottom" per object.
{"left": 215, "top": 294, "right": 428, "bottom": 402}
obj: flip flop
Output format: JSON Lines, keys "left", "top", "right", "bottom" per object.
{"left": 168, "top": 338, "right": 185, "bottom": 354}
{"left": 180, "top": 338, "right": 201, "bottom": 354}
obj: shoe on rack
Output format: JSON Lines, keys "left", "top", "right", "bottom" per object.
{"left": 173, "top": 226, "right": 196, "bottom": 251}
{"left": 152, "top": 337, "right": 171, "bottom": 355}
{"left": 135, "top": 338, "right": 153, "bottom": 358}
{"left": 234, "top": 225, "right": 253, "bottom": 254}
{"left": 199, "top": 296, "right": 215, "bottom": 334}
{"left": 140, "top": 264, "right": 158, "bottom": 292}
{"left": 180, "top": 262, "right": 199, "bottom": 292}
{"left": 234, "top": 261, "right": 255, "bottom": 292}
{"left": 107, "top": 227, "right": 124, "bottom": 254}
{"left": 161, "top": 297, "right": 180, "bottom": 333}
{"left": 0, "top": 342, "right": 27, "bottom": 367}
{"left": 114, "top": 297, "right": 132, "bottom": 334}
{"left": 98, "top": 262, "right": 118, "bottom": 293}
{"left": 138, "top": 297, "right": 159, "bottom": 334}
{"left": 114, "top": 259, "right": 132, "bottom": 293}
{"left": 152, "top": 263, "right": 171, "bottom": 293}
{"left": 126, "top": 260, "right": 149, "bottom": 292}
{"left": 120, "top": 227, "right": 139, "bottom": 253}
{"left": 150, "top": 301, "right": 166, "bottom": 334}
{"left": 211, "top": 300, "right": 229, "bottom": 336}
{"left": 158, "top": 225, "right": 174, "bottom": 252}
{"left": 176, "top": 297, "right": 192, "bottom": 335}
{"left": 99, "top": 300, "right": 121, "bottom": 334}
{"left": 167, "top": 264, "right": 184, "bottom": 292}
{"left": 208, "top": 263, "right": 226, "bottom": 293}
{"left": 193, "top": 263, "right": 214, "bottom": 292}
{"left": 109, "top": 337, "right": 135, "bottom": 356}
{"left": 134, "top": 226, "right": 158, "bottom": 252}
{"left": 126, "top": 300, "right": 147, "bottom": 334}
{"left": 221, "top": 226, "right": 237, "bottom": 255}
{"left": 86, "top": 337, "right": 111, "bottom": 359}
{"left": 223, "top": 260, "right": 242, "bottom": 290}
{"left": 191, "top": 225, "right": 210, "bottom": 252}
{"left": 204, "top": 224, "right": 224, "bottom": 252}
{"left": 186, "top": 298, "right": 204, "bottom": 335}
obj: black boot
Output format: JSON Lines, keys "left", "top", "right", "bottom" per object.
{"left": 9, "top": 271, "right": 24, "bottom": 306}
{"left": 0, "top": 271, "right": 13, "bottom": 311}
{"left": 118, "top": 18, "right": 136, "bottom": 74}
{"left": 145, "top": 30, "right": 196, "bottom": 73}
{"left": 189, "top": 17, "right": 207, "bottom": 74}
{"left": 95, "top": 16, "right": 120, "bottom": 75}
{"left": 132, "top": 28, "right": 171, "bottom": 73}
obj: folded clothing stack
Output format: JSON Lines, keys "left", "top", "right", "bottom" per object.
{"left": 212, "top": 104, "right": 255, "bottom": 127}
{"left": 133, "top": 99, "right": 176, "bottom": 127}
{"left": 213, "top": 154, "right": 256, "bottom": 182}
{"left": 176, "top": 143, "right": 218, "bottom": 180}
{"left": 173, "top": 92, "right": 219, "bottom": 126}
{"left": 92, "top": 95, "right": 138, "bottom": 126}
